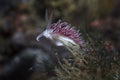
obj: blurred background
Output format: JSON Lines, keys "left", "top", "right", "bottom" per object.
{"left": 0, "top": 0, "right": 119, "bottom": 80}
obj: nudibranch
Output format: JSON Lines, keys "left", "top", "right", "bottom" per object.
{"left": 36, "top": 12, "right": 86, "bottom": 52}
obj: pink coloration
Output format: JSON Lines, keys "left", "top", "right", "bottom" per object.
{"left": 47, "top": 20, "right": 85, "bottom": 47}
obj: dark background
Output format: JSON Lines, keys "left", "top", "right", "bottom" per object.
{"left": 0, "top": 0, "right": 119, "bottom": 80}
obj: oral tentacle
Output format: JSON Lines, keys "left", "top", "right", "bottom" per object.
{"left": 36, "top": 33, "right": 43, "bottom": 41}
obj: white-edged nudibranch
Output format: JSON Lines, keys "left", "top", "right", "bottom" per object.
{"left": 36, "top": 13, "right": 86, "bottom": 53}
